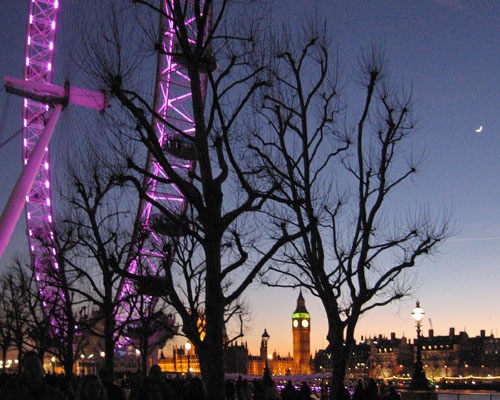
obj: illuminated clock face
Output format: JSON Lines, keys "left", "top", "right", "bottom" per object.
{"left": 293, "top": 319, "right": 298, "bottom": 328}
{"left": 302, "top": 319, "right": 309, "bottom": 328}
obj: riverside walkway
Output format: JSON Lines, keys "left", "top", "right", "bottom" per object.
{"left": 402, "top": 391, "right": 500, "bottom": 400}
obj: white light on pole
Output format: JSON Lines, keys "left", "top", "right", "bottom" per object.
{"left": 411, "top": 301, "right": 428, "bottom": 390}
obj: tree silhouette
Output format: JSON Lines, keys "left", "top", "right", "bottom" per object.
{"left": 257, "top": 23, "right": 453, "bottom": 399}
{"left": 76, "top": 1, "right": 303, "bottom": 398}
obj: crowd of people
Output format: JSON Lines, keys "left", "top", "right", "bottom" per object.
{"left": 224, "top": 376, "right": 402, "bottom": 400}
{"left": 351, "top": 379, "right": 401, "bottom": 400}
{"left": 0, "top": 352, "right": 402, "bottom": 400}
{"left": 0, "top": 351, "right": 207, "bottom": 400}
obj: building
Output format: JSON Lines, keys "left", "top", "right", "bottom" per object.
{"left": 292, "top": 290, "right": 312, "bottom": 374}
{"left": 158, "top": 291, "right": 313, "bottom": 376}
{"left": 342, "top": 328, "right": 500, "bottom": 385}
{"left": 38, "top": 292, "right": 500, "bottom": 383}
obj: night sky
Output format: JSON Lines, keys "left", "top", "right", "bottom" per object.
{"left": 1, "top": 1, "right": 499, "bottom": 356}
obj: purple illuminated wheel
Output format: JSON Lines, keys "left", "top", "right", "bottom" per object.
{"left": 22, "top": 0, "right": 64, "bottom": 323}
{"left": 2, "top": 1, "right": 104, "bottom": 334}
{"left": 15, "top": 0, "right": 211, "bottom": 346}
{"left": 117, "top": 0, "right": 211, "bottom": 338}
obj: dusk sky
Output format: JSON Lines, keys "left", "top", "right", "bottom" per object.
{"left": 0, "top": 1, "right": 499, "bottom": 357}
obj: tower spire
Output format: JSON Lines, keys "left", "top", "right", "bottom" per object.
{"left": 292, "top": 290, "right": 311, "bottom": 374}
{"left": 294, "top": 290, "right": 308, "bottom": 314}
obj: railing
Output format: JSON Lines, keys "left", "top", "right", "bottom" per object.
{"left": 402, "top": 392, "right": 500, "bottom": 400}
{"left": 437, "top": 394, "right": 500, "bottom": 400}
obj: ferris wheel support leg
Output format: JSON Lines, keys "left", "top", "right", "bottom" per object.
{"left": 0, "top": 104, "right": 63, "bottom": 261}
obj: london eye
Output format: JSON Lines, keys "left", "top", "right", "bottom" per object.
{"left": 0, "top": 0, "right": 211, "bottom": 349}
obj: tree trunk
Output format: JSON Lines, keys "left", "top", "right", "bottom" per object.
{"left": 104, "top": 306, "right": 115, "bottom": 375}
{"left": 63, "top": 333, "right": 74, "bottom": 375}
{"left": 331, "top": 353, "right": 348, "bottom": 400}
{"left": 326, "top": 317, "right": 352, "bottom": 400}
{"left": 199, "top": 240, "right": 226, "bottom": 400}
{"left": 199, "top": 338, "right": 225, "bottom": 400}
{"left": 1, "top": 345, "right": 8, "bottom": 374}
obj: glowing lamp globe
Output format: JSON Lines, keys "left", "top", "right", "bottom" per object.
{"left": 411, "top": 301, "right": 425, "bottom": 323}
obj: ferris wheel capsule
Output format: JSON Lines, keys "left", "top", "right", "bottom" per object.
{"left": 162, "top": 133, "right": 198, "bottom": 160}
{"left": 149, "top": 212, "right": 188, "bottom": 237}
{"left": 172, "top": 42, "right": 218, "bottom": 73}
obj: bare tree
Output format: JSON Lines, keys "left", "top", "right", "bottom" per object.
{"left": 8, "top": 261, "right": 52, "bottom": 360}
{"left": 2, "top": 265, "right": 31, "bottom": 365}
{"left": 54, "top": 155, "right": 141, "bottom": 375}
{"left": 0, "top": 278, "right": 14, "bottom": 373}
{"left": 257, "top": 24, "right": 453, "bottom": 399}
{"left": 76, "top": 1, "right": 303, "bottom": 398}
{"left": 122, "top": 280, "right": 178, "bottom": 374}
{"left": 0, "top": 259, "right": 84, "bottom": 375}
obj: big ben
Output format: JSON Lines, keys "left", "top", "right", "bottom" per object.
{"left": 292, "top": 290, "right": 311, "bottom": 374}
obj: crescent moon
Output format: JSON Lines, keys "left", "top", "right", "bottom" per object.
{"left": 475, "top": 126, "right": 483, "bottom": 133}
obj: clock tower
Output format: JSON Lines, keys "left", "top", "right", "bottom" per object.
{"left": 292, "top": 290, "right": 311, "bottom": 374}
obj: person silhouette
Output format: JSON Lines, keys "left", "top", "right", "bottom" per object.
{"left": 80, "top": 374, "right": 107, "bottom": 400}
{"left": 6, "top": 351, "right": 65, "bottom": 400}
{"left": 98, "top": 367, "right": 125, "bottom": 400}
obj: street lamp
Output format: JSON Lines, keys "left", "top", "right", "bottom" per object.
{"left": 261, "top": 329, "right": 273, "bottom": 387}
{"left": 185, "top": 342, "right": 192, "bottom": 373}
{"left": 411, "top": 301, "right": 429, "bottom": 390}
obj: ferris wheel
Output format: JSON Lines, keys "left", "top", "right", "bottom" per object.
{"left": 0, "top": 0, "right": 211, "bottom": 342}
{"left": 117, "top": 0, "right": 213, "bottom": 343}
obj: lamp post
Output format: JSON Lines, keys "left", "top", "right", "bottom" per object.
{"left": 135, "top": 349, "right": 141, "bottom": 374}
{"left": 185, "top": 342, "right": 192, "bottom": 373}
{"left": 261, "top": 328, "right": 270, "bottom": 361}
{"left": 411, "top": 301, "right": 429, "bottom": 390}
{"left": 261, "top": 329, "right": 273, "bottom": 386}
